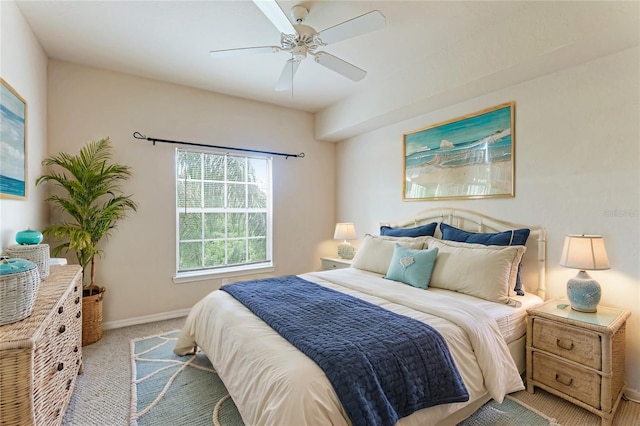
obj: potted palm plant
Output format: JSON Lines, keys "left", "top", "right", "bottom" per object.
{"left": 36, "top": 137, "right": 138, "bottom": 345}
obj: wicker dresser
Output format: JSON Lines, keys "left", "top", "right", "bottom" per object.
{"left": 0, "top": 265, "right": 83, "bottom": 426}
{"left": 526, "top": 299, "right": 630, "bottom": 426}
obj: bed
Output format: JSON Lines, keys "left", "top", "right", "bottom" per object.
{"left": 175, "top": 208, "right": 547, "bottom": 425}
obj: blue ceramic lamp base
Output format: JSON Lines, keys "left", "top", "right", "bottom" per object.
{"left": 567, "top": 270, "right": 601, "bottom": 313}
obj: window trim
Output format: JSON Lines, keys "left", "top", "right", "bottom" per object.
{"left": 173, "top": 261, "right": 275, "bottom": 284}
{"left": 175, "top": 147, "right": 273, "bottom": 278}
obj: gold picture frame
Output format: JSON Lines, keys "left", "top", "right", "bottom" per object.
{"left": 403, "top": 102, "right": 515, "bottom": 201}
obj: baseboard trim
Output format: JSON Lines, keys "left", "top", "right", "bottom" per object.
{"left": 103, "top": 308, "right": 191, "bottom": 330}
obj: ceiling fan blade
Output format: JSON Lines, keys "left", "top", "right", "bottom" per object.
{"left": 252, "top": 0, "right": 296, "bottom": 35}
{"left": 314, "top": 52, "right": 366, "bottom": 82}
{"left": 209, "top": 46, "right": 282, "bottom": 58}
{"left": 275, "top": 59, "right": 301, "bottom": 91}
{"left": 317, "top": 10, "right": 385, "bottom": 45}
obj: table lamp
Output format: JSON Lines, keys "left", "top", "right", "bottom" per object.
{"left": 560, "top": 234, "right": 610, "bottom": 312}
{"left": 334, "top": 223, "right": 357, "bottom": 259}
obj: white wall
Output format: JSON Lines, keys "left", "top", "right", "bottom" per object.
{"left": 336, "top": 47, "right": 640, "bottom": 395}
{"left": 0, "top": 0, "right": 48, "bottom": 250}
{"left": 46, "top": 60, "right": 336, "bottom": 326}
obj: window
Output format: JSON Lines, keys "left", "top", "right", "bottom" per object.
{"left": 176, "top": 148, "right": 272, "bottom": 277}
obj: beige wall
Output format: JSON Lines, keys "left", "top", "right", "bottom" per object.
{"left": 46, "top": 60, "right": 336, "bottom": 326}
{"left": 335, "top": 47, "right": 640, "bottom": 395}
{"left": 0, "top": 0, "right": 48, "bottom": 249}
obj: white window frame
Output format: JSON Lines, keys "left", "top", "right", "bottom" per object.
{"left": 173, "top": 147, "right": 274, "bottom": 283}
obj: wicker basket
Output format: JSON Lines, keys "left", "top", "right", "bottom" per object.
{"left": 82, "top": 285, "right": 106, "bottom": 346}
{"left": 0, "top": 260, "right": 41, "bottom": 325}
{"left": 4, "top": 244, "right": 50, "bottom": 279}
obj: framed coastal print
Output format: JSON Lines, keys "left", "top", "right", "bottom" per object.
{"left": 0, "top": 78, "right": 28, "bottom": 199}
{"left": 403, "top": 102, "right": 514, "bottom": 201}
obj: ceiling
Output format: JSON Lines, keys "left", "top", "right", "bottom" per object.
{"left": 13, "top": 1, "right": 640, "bottom": 140}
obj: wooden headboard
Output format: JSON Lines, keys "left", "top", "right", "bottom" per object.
{"left": 381, "top": 208, "right": 547, "bottom": 299}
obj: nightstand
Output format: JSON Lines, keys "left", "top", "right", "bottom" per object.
{"left": 526, "top": 299, "right": 630, "bottom": 426}
{"left": 320, "top": 257, "right": 352, "bottom": 271}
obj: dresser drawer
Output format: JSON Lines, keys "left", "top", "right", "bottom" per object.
{"left": 33, "top": 272, "right": 82, "bottom": 425}
{"left": 532, "top": 352, "right": 601, "bottom": 408}
{"left": 532, "top": 318, "right": 601, "bottom": 370}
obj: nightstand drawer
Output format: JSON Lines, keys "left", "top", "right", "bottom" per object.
{"left": 321, "top": 258, "right": 351, "bottom": 270}
{"left": 532, "top": 318, "right": 601, "bottom": 370}
{"left": 532, "top": 352, "right": 601, "bottom": 408}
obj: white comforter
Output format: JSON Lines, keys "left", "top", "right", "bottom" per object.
{"left": 175, "top": 268, "right": 524, "bottom": 425}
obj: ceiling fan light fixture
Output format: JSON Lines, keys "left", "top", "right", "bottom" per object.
{"left": 292, "top": 45, "right": 307, "bottom": 61}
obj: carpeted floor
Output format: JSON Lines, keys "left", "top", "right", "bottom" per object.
{"left": 63, "top": 317, "right": 187, "bottom": 426}
{"left": 63, "top": 317, "right": 640, "bottom": 425}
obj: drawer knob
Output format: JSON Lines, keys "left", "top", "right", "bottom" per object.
{"left": 76, "top": 311, "right": 82, "bottom": 319}
{"left": 75, "top": 296, "right": 80, "bottom": 304}
{"left": 58, "top": 306, "right": 64, "bottom": 314}
{"left": 57, "top": 362, "right": 64, "bottom": 372}
{"left": 74, "top": 346, "right": 78, "bottom": 353}
{"left": 556, "top": 338, "right": 574, "bottom": 351}
{"left": 59, "top": 325, "right": 66, "bottom": 334}
{"left": 555, "top": 373, "right": 573, "bottom": 387}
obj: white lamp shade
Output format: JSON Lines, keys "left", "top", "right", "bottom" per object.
{"left": 334, "top": 223, "right": 357, "bottom": 240}
{"left": 560, "top": 235, "right": 610, "bottom": 271}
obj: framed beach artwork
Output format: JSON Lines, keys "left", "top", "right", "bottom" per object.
{"left": 0, "top": 78, "right": 28, "bottom": 199}
{"left": 403, "top": 102, "right": 515, "bottom": 201}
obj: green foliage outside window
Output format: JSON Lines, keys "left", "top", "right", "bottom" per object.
{"left": 176, "top": 150, "right": 271, "bottom": 272}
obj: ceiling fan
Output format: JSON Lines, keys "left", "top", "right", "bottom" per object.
{"left": 209, "top": 0, "right": 386, "bottom": 91}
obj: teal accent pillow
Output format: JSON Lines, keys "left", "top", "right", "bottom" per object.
{"left": 385, "top": 244, "right": 439, "bottom": 289}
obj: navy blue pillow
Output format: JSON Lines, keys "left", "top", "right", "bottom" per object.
{"left": 439, "top": 223, "right": 530, "bottom": 295}
{"left": 380, "top": 222, "right": 437, "bottom": 238}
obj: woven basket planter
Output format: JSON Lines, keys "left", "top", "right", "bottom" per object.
{"left": 82, "top": 285, "right": 106, "bottom": 346}
{"left": 0, "top": 261, "right": 41, "bottom": 325}
{"left": 4, "top": 244, "right": 50, "bottom": 279}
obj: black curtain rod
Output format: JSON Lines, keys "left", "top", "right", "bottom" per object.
{"left": 133, "top": 132, "right": 305, "bottom": 159}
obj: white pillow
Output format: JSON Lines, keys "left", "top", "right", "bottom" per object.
{"left": 375, "top": 234, "right": 433, "bottom": 246}
{"left": 351, "top": 234, "right": 426, "bottom": 275}
{"left": 427, "top": 239, "right": 526, "bottom": 304}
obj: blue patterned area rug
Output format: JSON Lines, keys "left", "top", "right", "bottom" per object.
{"left": 458, "top": 395, "right": 557, "bottom": 426}
{"left": 130, "top": 331, "right": 555, "bottom": 426}
{"left": 130, "top": 330, "right": 243, "bottom": 426}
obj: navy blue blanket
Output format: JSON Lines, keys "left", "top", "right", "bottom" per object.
{"left": 221, "top": 276, "right": 468, "bottom": 426}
